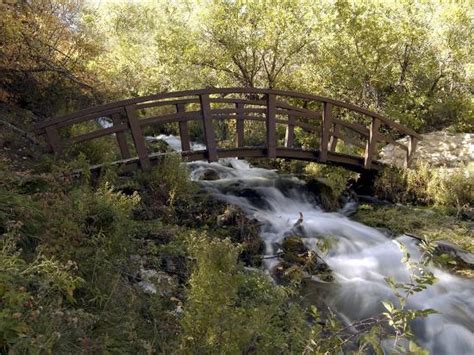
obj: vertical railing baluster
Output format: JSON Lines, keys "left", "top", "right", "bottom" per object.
{"left": 285, "top": 114, "right": 295, "bottom": 148}
{"left": 364, "top": 116, "right": 380, "bottom": 169}
{"left": 176, "top": 103, "right": 191, "bottom": 151}
{"left": 329, "top": 123, "right": 340, "bottom": 152}
{"left": 112, "top": 112, "right": 131, "bottom": 159}
{"left": 45, "top": 126, "right": 63, "bottom": 154}
{"left": 320, "top": 102, "right": 332, "bottom": 162}
{"left": 125, "top": 105, "right": 150, "bottom": 171}
{"left": 200, "top": 94, "right": 218, "bottom": 162}
{"left": 236, "top": 102, "right": 245, "bottom": 148}
{"left": 405, "top": 136, "right": 418, "bottom": 168}
{"left": 266, "top": 93, "right": 276, "bottom": 158}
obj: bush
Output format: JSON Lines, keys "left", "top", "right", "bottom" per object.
{"left": 375, "top": 163, "right": 473, "bottom": 214}
{"left": 180, "top": 233, "right": 309, "bottom": 353}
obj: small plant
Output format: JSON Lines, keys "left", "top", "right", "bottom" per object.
{"left": 382, "top": 239, "right": 437, "bottom": 352}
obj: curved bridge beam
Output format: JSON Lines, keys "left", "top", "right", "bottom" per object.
{"left": 35, "top": 88, "right": 421, "bottom": 172}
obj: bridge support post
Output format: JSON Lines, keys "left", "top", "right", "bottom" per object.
{"left": 364, "top": 117, "right": 380, "bottom": 169}
{"left": 125, "top": 105, "right": 150, "bottom": 171}
{"left": 285, "top": 114, "right": 295, "bottom": 148}
{"left": 320, "top": 102, "right": 332, "bottom": 162}
{"left": 176, "top": 103, "right": 191, "bottom": 151}
{"left": 45, "top": 126, "right": 63, "bottom": 154}
{"left": 405, "top": 136, "right": 418, "bottom": 168}
{"left": 200, "top": 94, "right": 218, "bottom": 162}
{"left": 329, "top": 123, "right": 340, "bottom": 152}
{"left": 266, "top": 93, "right": 276, "bottom": 158}
{"left": 236, "top": 102, "right": 245, "bottom": 148}
{"left": 112, "top": 112, "right": 131, "bottom": 159}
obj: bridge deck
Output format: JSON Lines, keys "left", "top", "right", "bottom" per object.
{"left": 34, "top": 88, "right": 420, "bottom": 172}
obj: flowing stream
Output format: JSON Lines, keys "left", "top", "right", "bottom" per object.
{"left": 156, "top": 135, "right": 474, "bottom": 354}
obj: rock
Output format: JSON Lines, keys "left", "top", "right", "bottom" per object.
{"left": 380, "top": 130, "right": 474, "bottom": 169}
{"left": 275, "top": 236, "right": 333, "bottom": 284}
{"left": 305, "top": 178, "right": 336, "bottom": 211}
{"left": 217, "top": 206, "right": 240, "bottom": 226}
{"left": 200, "top": 168, "right": 220, "bottom": 181}
{"left": 435, "top": 241, "right": 474, "bottom": 269}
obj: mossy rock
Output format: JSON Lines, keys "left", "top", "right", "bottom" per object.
{"left": 200, "top": 169, "right": 220, "bottom": 181}
{"left": 305, "top": 178, "right": 339, "bottom": 211}
{"left": 278, "top": 236, "right": 333, "bottom": 283}
{"left": 282, "top": 236, "right": 308, "bottom": 265}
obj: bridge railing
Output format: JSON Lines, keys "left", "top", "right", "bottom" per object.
{"left": 35, "top": 88, "right": 421, "bottom": 171}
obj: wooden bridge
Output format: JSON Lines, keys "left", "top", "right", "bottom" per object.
{"left": 35, "top": 88, "right": 421, "bottom": 172}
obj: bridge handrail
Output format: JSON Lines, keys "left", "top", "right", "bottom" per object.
{"left": 34, "top": 87, "right": 421, "bottom": 171}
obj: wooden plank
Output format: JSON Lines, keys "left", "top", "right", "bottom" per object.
{"left": 70, "top": 124, "right": 128, "bottom": 144}
{"left": 112, "top": 113, "right": 131, "bottom": 159}
{"left": 332, "top": 118, "right": 369, "bottom": 137}
{"left": 139, "top": 111, "right": 202, "bottom": 127}
{"left": 285, "top": 115, "right": 295, "bottom": 148}
{"left": 176, "top": 103, "right": 191, "bottom": 151}
{"left": 135, "top": 98, "right": 199, "bottom": 110}
{"left": 406, "top": 136, "right": 418, "bottom": 168}
{"left": 266, "top": 93, "right": 277, "bottom": 158}
{"left": 329, "top": 123, "right": 340, "bottom": 152}
{"left": 236, "top": 102, "right": 245, "bottom": 147}
{"left": 199, "top": 94, "right": 218, "bottom": 162}
{"left": 364, "top": 117, "right": 381, "bottom": 169}
{"left": 45, "top": 126, "right": 63, "bottom": 154}
{"left": 320, "top": 102, "right": 332, "bottom": 162}
{"left": 211, "top": 107, "right": 266, "bottom": 115}
{"left": 125, "top": 105, "right": 150, "bottom": 171}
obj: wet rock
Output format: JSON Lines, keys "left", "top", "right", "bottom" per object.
{"left": 406, "top": 233, "right": 474, "bottom": 269}
{"left": 435, "top": 240, "right": 474, "bottom": 269}
{"left": 275, "top": 236, "right": 333, "bottom": 284}
{"left": 235, "top": 188, "right": 270, "bottom": 210}
{"left": 305, "top": 178, "right": 339, "bottom": 211}
{"left": 200, "top": 168, "right": 220, "bottom": 181}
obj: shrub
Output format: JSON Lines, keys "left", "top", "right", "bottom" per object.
{"left": 375, "top": 163, "right": 473, "bottom": 213}
{"left": 180, "top": 233, "right": 308, "bottom": 353}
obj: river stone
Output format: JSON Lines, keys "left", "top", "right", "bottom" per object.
{"left": 304, "top": 178, "right": 339, "bottom": 211}
{"left": 200, "top": 168, "right": 220, "bottom": 181}
{"left": 276, "top": 236, "right": 333, "bottom": 283}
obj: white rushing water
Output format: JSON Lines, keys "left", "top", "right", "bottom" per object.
{"left": 157, "top": 135, "right": 474, "bottom": 354}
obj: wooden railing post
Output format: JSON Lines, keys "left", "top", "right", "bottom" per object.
{"left": 364, "top": 117, "right": 380, "bottom": 169}
{"left": 236, "top": 102, "right": 245, "bottom": 148}
{"left": 45, "top": 126, "right": 63, "bottom": 154}
{"left": 320, "top": 102, "right": 332, "bottom": 162}
{"left": 111, "top": 112, "right": 131, "bottom": 159}
{"left": 125, "top": 105, "right": 150, "bottom": 171}
{"left": 200, "top": 94, "right": 218, "bottom": 162}
{"left": 329, "top": 123, "right": 340, "bottom": 152}
{"left": 266, "top": 93, "right": 277, "bottom": 158}
{"left": 405, "top": 136, "right": 418, "bottom": 168}
{"left": 176, "top": 103, "right": 191, "bottom": 151}
{"left": 285, "top": 114, "right": 295, "bottom": 148}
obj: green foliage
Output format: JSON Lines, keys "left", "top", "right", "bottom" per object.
{"left": 135, "top": 154, "right": 197, "bottom": 220}
{"left": 375, "top": 163, "right": 474, "bottom": 214}
{"left": 180, "top": 233, "right": 309, "bottom": 353}
{"left": 0, "top": 230, "right": 83, "bottom": 352}
{"left": 382, "top": 240, "right": 437, "bottom": 351}
{"left": 0, "top": 0, "right": 99, "bottom": 115}
{"left": 354, "top": 204, "right": 473, "bottom": 253}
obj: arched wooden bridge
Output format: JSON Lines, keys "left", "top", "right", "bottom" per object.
{"left": 35, "top": 88, "right": 421, "bottom": 172}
